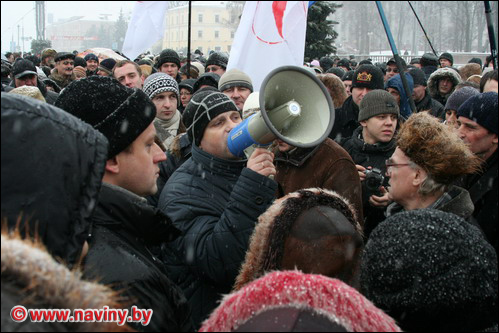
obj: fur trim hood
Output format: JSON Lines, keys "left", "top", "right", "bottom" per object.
{"left": 1, "top": 230, "right": 132, "bottom": 332}
{"left": 200, "top": 271, "right": 401, "bottom": 332}
{"left": 233, "top": 188, "right": 363, "bottom": 292}
{"left": 427, "top": 67, "right": 462, "bottom": 99}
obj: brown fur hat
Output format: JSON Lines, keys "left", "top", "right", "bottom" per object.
{"left": 459, "top": 63, "right": 482, "bottom": 82}
{"left": 396, "top": 112, "right": 481, "bottom": 185}
{"left": 233, "top": 188, "right": 362, "bottom": 292}
{"left": 317, "top": 73, "right": 348, "bottom": 109}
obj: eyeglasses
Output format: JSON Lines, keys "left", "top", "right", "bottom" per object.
{"left": 385, "top": 159, "right": 410, "bottom": 174}
{"left": 386, "top": 68, "right": 399, "bottom": 73}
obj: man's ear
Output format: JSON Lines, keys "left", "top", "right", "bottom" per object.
{"left": 492, "top": 134, "right": 498, "bottom": 145}
{"left": 105, "top": 156, "right": 120, "bottom": 174}
{"left": 412, "top": 168, "right": 427, "bottom": 187}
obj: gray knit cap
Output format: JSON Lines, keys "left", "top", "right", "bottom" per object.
{"left": 143, "top": 72, "right": 179, "bottom": 100}
{"left": 218, "top": 69, "right": 253, "bottom": 92}
{"left": 444, "top": 86, "right": 480, "bottom": 111}
{"left": 358, "top": 89, "right": 400, "bottom": 122}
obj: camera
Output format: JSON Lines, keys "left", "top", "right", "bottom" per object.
{"left": 364, "top": 168, "right": 385, "bottom": 197}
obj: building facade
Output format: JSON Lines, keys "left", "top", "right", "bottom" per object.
{"left": 163, "top": 1, "right": 236, "bottom": 56}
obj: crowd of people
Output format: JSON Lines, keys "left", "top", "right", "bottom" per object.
{"left": 1, "top": 46, "right": 498, "bottom": 332}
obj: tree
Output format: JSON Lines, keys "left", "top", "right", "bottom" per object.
{"left": 115, "top": 9, "right": 128, "bottom": 51}
{"left": 31, "top": 39, "right": 52, "bottom": 55}
{"left": 305, "top": 1, "right": 342, "bottom": 60}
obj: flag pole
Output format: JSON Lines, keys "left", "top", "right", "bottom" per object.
{"left": 484, "top": 1, "right": 498, "bottom": 70}
{"left": 376, "top": 1, "right": 416, "bottom": 117}
{"left": 187, "top": 1, "right": 192, "bottom": 78}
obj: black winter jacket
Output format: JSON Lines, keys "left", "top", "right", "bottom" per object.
{"left": 341, "top": 126, "right": 396, "bottom": 238}
{"left": 329, "top": 95, "right": 360, "bottom": 142}
{"left": 415, "top": 89, "right": 445, "bottom": 119}
{"left": 83, "top": 183, "right": 194, "bottom": 332}
{"left": 158, "top": 145, "right": 277, "bottom": 328}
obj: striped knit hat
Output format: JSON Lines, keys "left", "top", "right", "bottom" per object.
{"left": 143, "top": 72, "right": 179, "bottom": 100}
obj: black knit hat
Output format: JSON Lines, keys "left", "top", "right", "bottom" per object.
{"left": 351, "top": 64, "right": 384, "bottom": 91}
{"left": 55, "top": 76, "right": 155, "bottom": 157}
{"left": 468, "top": 57, "right": 482, "bottom": 66}
{"left": 54, "top": 52, "right": 75, "bottom": 62}
{"left": 439, "top": 52, "right": 454, "bottom": 66}
{"left": 183, "top": 90, "right": 238, "bottom": 146}
{"left": 156, "top": 49, "right": 181, "bottom": 69}
{"left": 457, "top": 91, "right": 498, "bottom": 135}
{"left": 325, "top": 67, "right": 345, "bottom": 78}
{"left": 319, "top": 57, "right": 334, "bottom": 71}
{"left": 98, "top": 58, "right": 116, "bottom": 75}
{"left": 408, "top": 67, "right": 427, "bottom": 86}
{"left": 84, "top": 53, "right": 99, "bottom": 63}
{"left": 205, "top": 51, "right": 228, "bottom": 70}
{"left": 179, "top": 78, "right": 196, "bottom": 93}
{"left": 361, "top": 209, "right": 498, "bottom": 332}
{"left": 193, "top": 72, "right": 220, "bottom": 93}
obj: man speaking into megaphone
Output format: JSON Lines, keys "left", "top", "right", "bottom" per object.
{"left": 158, "top": 87, "right": 277, "bottom": 327}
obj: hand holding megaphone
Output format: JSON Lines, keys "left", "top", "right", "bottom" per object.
{"left": 227, "top": 65, "right": 335, "bottom": 158}
{"left": 247, "top": 147, "right": 276, "bottom": 178}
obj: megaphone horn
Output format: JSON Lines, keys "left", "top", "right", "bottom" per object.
{"left": 227, "top": 66, "right": 335, "bottom": 158}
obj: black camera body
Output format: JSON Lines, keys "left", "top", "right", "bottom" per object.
{"left": 364, "top": 168, "right": 385, "bottom": 197}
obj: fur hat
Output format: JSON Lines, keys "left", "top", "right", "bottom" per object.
{"left": 361, "top": 209, "right": 498, "bottom": 332}
{"left": 182, "top": 89, "right": 238, "bottom": 146}
{"left": 55, "top": 76, "right": 155, "bottom": 157}
{"left": 156, "top": 49, "right": 181, "bottom": 69}
{"left": 143, "top": 72, "right": 179, "bottom": 100}
{"left": 396, "top": 112, "right": 481, "bottom": 185}
{"left": 84, "top": 53, "right": 99, "bottom": 63}
{"left": 358, "top": 90, "right": 399, "bottom": 122}
{"left": 201, "top": 271, "right": 401, "bottom": 332}
{"left": 444, "top": 86, "right": 480, "bottom": 111}
{"left": 420, "top": 53, "right": 439, "bottom": 67}
{"left": 218, "top": 68, "right": 253, "bottom": 92}
{"left": 41, "top": 48, "right": 57, "bottom": 60}
{"left": 317, "top": 73, "right": 348, "bottom": 109}
{"left": 9, "top": 86, "right": 46, "bottom": 102}
{"left": 457, "top": 92, "right": 498, "bottom": 135}
{"left": 351, "top": 64, "right": 385, "bottom": 91}
{"left": 439, "top": 52, "right": 454, "bottom": 65}
{"left": 233, "top": 188, "right": 363, "bottom": 292}
{"left": 459, "top": 63, "right": 482, "bottom": 81}
{"left": 205, "top": 51, "right": 228, "bottom": 70}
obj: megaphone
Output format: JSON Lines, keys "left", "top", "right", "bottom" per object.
{"left": 227, "top": 65, "right": 335, "bottom": 157}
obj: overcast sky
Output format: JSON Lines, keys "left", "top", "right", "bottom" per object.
{"left": 1, "top": 1, "right": 136, "bottom": 53}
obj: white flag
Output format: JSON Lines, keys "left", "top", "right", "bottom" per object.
{"left": 227, "top": 1, "right": 309, "bottom": 91}
{"left": 122, "top": 1, "right": 169, "bottom": 61}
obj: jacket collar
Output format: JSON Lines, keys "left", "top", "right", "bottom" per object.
{"left": 274, "top": 145, "right": 320, "bottom": 167}
{"left": 349, "top": 126, "right": 397, "bottom": 153}
{"left": 191, "top": 144, "right": 247, "bottom": 176}
{"left": 94, "top": 183, "right": 180, "bottom": 245}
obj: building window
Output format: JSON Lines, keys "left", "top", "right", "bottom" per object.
{"left": 215, "top": 14, "right": 220, "bottom": 23}
{"left": 228, "top": 45, "right": 231, "bottom": 52}
{"left": 198, "top": 30, "right": 203, "bottom": 38}
{"left": 215, "top": 31, "right": 219, "bottom": 39}
{"left": 231, "top": 31, "right": 235, "bottom": 39}
{"left": 198, "top": 14, "right": 203, "bottom": 23}
{"left": 215, "top": 46, "right": 221, "bottom": 51}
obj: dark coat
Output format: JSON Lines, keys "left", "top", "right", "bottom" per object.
{"left": 341, "top": 126, "right": 396, "bottom": 238}
{"left": 1, "top": 93, "right": 108, "bottom": 267}
{"left": 7, "top": 78, "right": 59, "bottom": 104}
{"left": 83, "top": 183, "right": 193, "bottom": 332}
{"left": 329, "top": 95, "right": 359, "bottom": 142}
{"left": 274, "top": 138, "right": 364, "bottom": 224}
{"left": 457, "top": 150, "right": 498, "bottom": 253}
{"left": 415, "top": 89, "right": 444, "bottom": 118}
{"left": 158, "top": 145, "right": 277, "bottom": 328}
